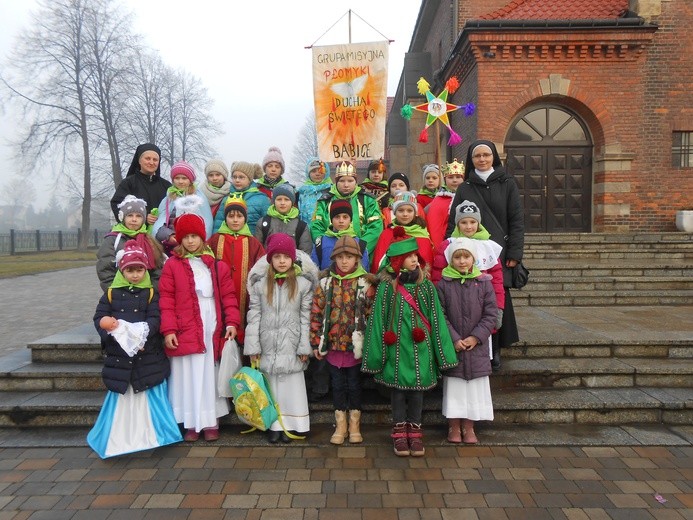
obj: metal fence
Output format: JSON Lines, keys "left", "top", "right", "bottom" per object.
{"left": 0, "top": 229, "right": 103, "bottom": 255}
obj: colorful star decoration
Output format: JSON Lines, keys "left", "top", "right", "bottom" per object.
{"left": 400, "top": 76, "right": 475, "bottom": 145}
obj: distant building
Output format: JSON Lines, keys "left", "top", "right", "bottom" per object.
{"left": 388, "top": 0, "right": 693, "bottom": 232}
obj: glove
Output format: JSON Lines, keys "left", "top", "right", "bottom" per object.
{"left": 495, "top": 309, "right": 504, "bottom": 330}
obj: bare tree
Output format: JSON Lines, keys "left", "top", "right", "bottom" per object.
{"left": 1, "top": 0, "right": 95, "bottom": 248}
{"left": 175, "top": 71, "right": 220, "bottom": 164}
{"left": 288, "top": 112, "right": 318, "bottom": 186}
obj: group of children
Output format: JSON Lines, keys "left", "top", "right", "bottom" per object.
{"left": 92, "top": 144, "right": 502, "bottom": 458}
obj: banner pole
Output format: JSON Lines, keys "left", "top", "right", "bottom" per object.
{"left": 436, "top": 124, "right": 441, "bottom": 166}
{"left": 348, "top": 9, "right": 352, "bottom": 43}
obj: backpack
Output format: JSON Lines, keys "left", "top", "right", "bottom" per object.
{"left": 229, "top": 364, "right": 305, "bottom": 438}
{"left": 260, "top": 215, "right": 307, "bottom": 245}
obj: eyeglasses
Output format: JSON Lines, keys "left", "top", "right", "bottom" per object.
{"left": 472, "top": 153, "right": 493, "bottom": 159}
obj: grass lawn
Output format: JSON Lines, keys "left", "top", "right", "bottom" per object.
{"left": 0, "top": 250, "right": 96, "bottom": 278}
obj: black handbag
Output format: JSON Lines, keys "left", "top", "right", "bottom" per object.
{"left": 511, "top": 262, "right": 530, "bottom": 289}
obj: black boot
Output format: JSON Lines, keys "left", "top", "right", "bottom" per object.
{"left": 491, "top": 344, "right": 501, "bottom": 372}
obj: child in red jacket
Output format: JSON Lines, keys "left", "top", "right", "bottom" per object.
{"left": 159, "top": 212, "right": 241, "bottom": 442}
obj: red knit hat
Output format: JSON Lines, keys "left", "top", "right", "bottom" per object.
{"left": 265, "top": 233, "right": 296, "bottom": 262}
{"left": 175, "top": 213, "right": 206, "bottom": 241}
{"left": 330, "top": 199, "right": 352, "bottom": 220}
{"left": 117, "top": 240, "right": 149, "bottom": 270}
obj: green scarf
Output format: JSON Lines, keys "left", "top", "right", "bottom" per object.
{"left": 451, "top": 223, "right": 491, "bottom": 240}
{"left": 330, "top": 265, "right": 367, "bottom": 281}
{"left": 393, "top": 223, "right": 430, "bottom": 239}
{"left": 217, "top": 222, "right": 252, "bottom": 237}
{"left": 324, "top": 224, "right": 356, "bottom": 238}
{"left": 167, "top": 186, "right": 186, "bottom": 198}
{"left": 303, "top": 178, "right": 332, "bottom": 187}
{"left": 110, "top": 270, "right": 152, "bottom": 289}
{"left": 442, "top": 264, "right": 481, "bottom": 283}
{"left": 267, "top": 204, "right": 299, "bottom": 223}
{"left": 257, "top": 176, "right": 285, "bottom": 188}
{"left": 111, "top": 222, "right": 147, "bottom": 238}
{"left": 418, "top": 187, "right": 439, "bottom": 197}
{"left": 274, "top": 264, "right": 302, "bottom": 279}
{"left": 363, "top": 178, "right": 387, "bottom": 187}
{"left": 329, "top": 184, "right": 361, "bottom": 199}
{"left": 183, "top": 246, "right": 215, "bottom": 259}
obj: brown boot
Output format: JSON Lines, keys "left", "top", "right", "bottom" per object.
{"left": 391, "top": 422, "right": 409, "bottom": 456}
{"left": 407, "top": 423, "right": 425, "bottom": 457}
{"left": 330, "top": 410, "right": 348, "bottom": 445}
{"left": 348, "top": 410, "right": 363, "bottom": 443}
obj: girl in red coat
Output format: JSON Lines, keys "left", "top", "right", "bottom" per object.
{"left": 371, "top": 191, "right": 434, "bottom": 274}
{"left": 159, "top": 212, "right": 241, "bottom": 442}
{"left": 208, "top": 196, "right": 265, "bottom": 344}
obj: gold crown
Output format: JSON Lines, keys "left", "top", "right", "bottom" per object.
{"left": 335, "top": 161, "right": 356, "bottom": 177}
{"left": 444, "top": 158, "right": 464, "bottom": 176}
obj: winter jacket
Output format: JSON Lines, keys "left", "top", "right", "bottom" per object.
{"left": 436, "top": 274, "right": 498, "bottom": 380}
{"left": 381, "top": 203, "right": 428, "bottom": 228}
{"left": 151, "top": 192, "right": 214, "bottom": 245}
{"left": 110, "top": 172, "right": 171, "bottom": 221}
{"left": 208, "top": 232, "right": 265, "bottom": 344}
{"left": 93, "top": 287, "right": 169, "bottom": 394}
{"left": 158, "top": 253, "right": 241, "bottom": 361}
{"left": 96, "top": 233, "right": 163, "bottom": 292}
{"left": 431, "top": 239, "right": 505, "bottom": 309}
{"left": 213, "top": 183, "right": 271, "bottom": 235}
{"left": 370, "top": 225, "right": 434, "bottom": 274}
{"left": 255, "top": 177, "right": 290, "bottom": 199}
{"left": 445, "top": 168, "right": 524, "bottom": 286}
{"left": 297, "top": 157, "right": 332, "bottom": 224}
{"left": 243, "top": 250, "right": 319, "bottom": 375}
{"left": 311, "top": 186, "right": 383, "bottom": 258}
{"left": 311, "top": 234, "right": 370, "bottom": 271}
{"left": 362, "top": 271, "right": 458, "bottom": 391}
{"left": 425, "top": 191, "right": 455, "bottom": 249}
{"left": 254, "top": 215, "right": 313, "bottom": 255}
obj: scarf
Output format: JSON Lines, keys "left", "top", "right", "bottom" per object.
{"left": 324, "top": 224, "right": 356, "bottom": 238}
{"left": 111, "top": 222, "right": 147, "bottom": 238}
{"left": 451, "top": 223, "right": 491, "bottom": 240}
{"left": 267, "top": 204, "right": 299, "bottom": 223}
{"left": 393, "top": 223, "right": 430, "bottom": 239}
{"left": 442, "top": 264, "right": 481, "bottom": 283}
{"left": 216, "top": 222, "right": 252, "bottom": 237}
{"left": 417, "top": 187, "right": 439, "bottom": 197}
{"left": 274, "top": 264, "right": 302, "bottom": 279}
{"left": 398, "top": 268, "right": 421, "bottom": 284}
{"left": 330, "top": 264, "right": 367, "bottom": 281}
{"left": 167, "top": 185, "right": 186, "bottom": 198}
{"left": 199, "top": 180, "right": 231, "bottom": 206}
{"left": 474, "top": 168, "right": 494, "bottom": 183}
{"left": 329, "top": 184, "right": 361, "bottom": 200}
{"left": 110, "top": 270, "right": 152, "bottom": 290}
{"left": 257, "top": 176, "right": 284, "bottom": 188}
{"left": 303, "top": 178, "right": 332, "bottom": 187}
{"left": 183, "top": 246, "right": 215, "bottom": 259}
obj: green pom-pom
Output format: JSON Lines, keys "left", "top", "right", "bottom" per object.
{"left": 400, "top": 104, "right": 413, "bottom": 120}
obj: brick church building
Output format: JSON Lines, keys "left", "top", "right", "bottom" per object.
{"left": 387, "top": 0, "right": 693, "bottom": 232}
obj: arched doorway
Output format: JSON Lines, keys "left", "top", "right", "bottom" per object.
{"left": 505, "top": 105, "right": 593, "bottom": 233}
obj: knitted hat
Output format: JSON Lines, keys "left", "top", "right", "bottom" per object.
{"left": 262, "top": 146, "right": 285, "bottom": 173}
{"left": 265, "top": 233, "right": 296, "bottom": 262}
{"left": 444, "top": 158, "right": 465, "bottom": 177}
{"left": 391, "top": 191, "right": 418, "bottom": 216}
{"left": 386, "top": 233, "right": 419, "bottom": 274}
{"left": 335, "top": 161, "right": 357, "bottom": 178}
{"left": 330, "top": 235, "right": 362, "bottom": 259}
{"left": 175, "top": 213, "right": 206, "bottom": 241}
{"left": 272, "top": 184, "right": 296, "bottom": 205}
{"left": 170, "top": 160, "right": 196, "bottom": 183}
{"left": 306, "top": 158, "right": 331, "bottom": 179}
{"left": 117, "top": 195, "right": 147, "bottom": 222}
{"left": 444, "top": 237, "right": 478, "bottom": 264}
{"left": 117, "top": 240, "right": 149, "bottom": 270}
{"left": 224, "top": 195, "right": 248, "bottom": 218}
{"left": 388, "top": 172, "right": 410, "bottom": 191}
{"left": 230, "top": 161, "right": 262, "bottom": 181}
{"left": 204, "top": 159, "right": 229, "bottom": 181}
{"left": 330, "top": 199, "right": 353, "bottom": 220}
{"left": 422, "top": 164, "right": 440, "bottom": 182}
{"left": 455, "top": 200, "right": 481, "bottom": 225}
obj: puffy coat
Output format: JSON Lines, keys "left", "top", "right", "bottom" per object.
{"left": 243, "top": 250, "right": 319, "bottom": 375}
{"left": 254, "top": 215, "right": 313, "bottom": 255}
{"left": 212, "top": 183, "right": 270, "bottom": 235}
{"left": 96, "top": 233, "right": 163, "bottom": 292}
{"left": 436, "top": 274, "right": 498, "bottom": 380}
{"left": 93, "top": 287, "right": 169, "bottom": 394}
{"left": 158, "top": 253, "right": 241, "bottom": 361}
{"left": 425, "top": 191, "right": 455, "bottom": 249}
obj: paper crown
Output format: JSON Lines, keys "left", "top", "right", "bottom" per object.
{"left": 335, "top": 161, "right": 356, "bottom": 177}
{"left": 444, "top": 159, "right": 465, "bottom": 176}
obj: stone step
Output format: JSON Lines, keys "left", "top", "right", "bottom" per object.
{"left": 1, "top": 386, "right": 689, "bottom": 428}
{"left": 524, "top": 232, "right": 693, "bottom": 245}
{"left": 512, "top": 289, "right": 693, "bottom": 306}
{"left": 524, "top": 249, "right": 693, "bottom": 260}
{"left": 504, "top": 339, "right": 691, "bottom": 359}
{"left": 28, "top": 325, "right": 102, "bottom": 363}
{"left": 524, "top": 264, "right": 693, "bottom": 278}
{"left": 526, "top": 276, "right": 693, "bottom": 291}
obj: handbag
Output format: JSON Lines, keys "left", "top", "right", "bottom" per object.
{"left": 217, "top": 339, "right": 242, "bottom": 398}
{"left": 511, "top": 262, "right": 530, "bottom": 289}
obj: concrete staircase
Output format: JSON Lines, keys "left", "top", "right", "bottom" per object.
{"left": 0, "top": 233, "right": 691, "bottom": 429}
